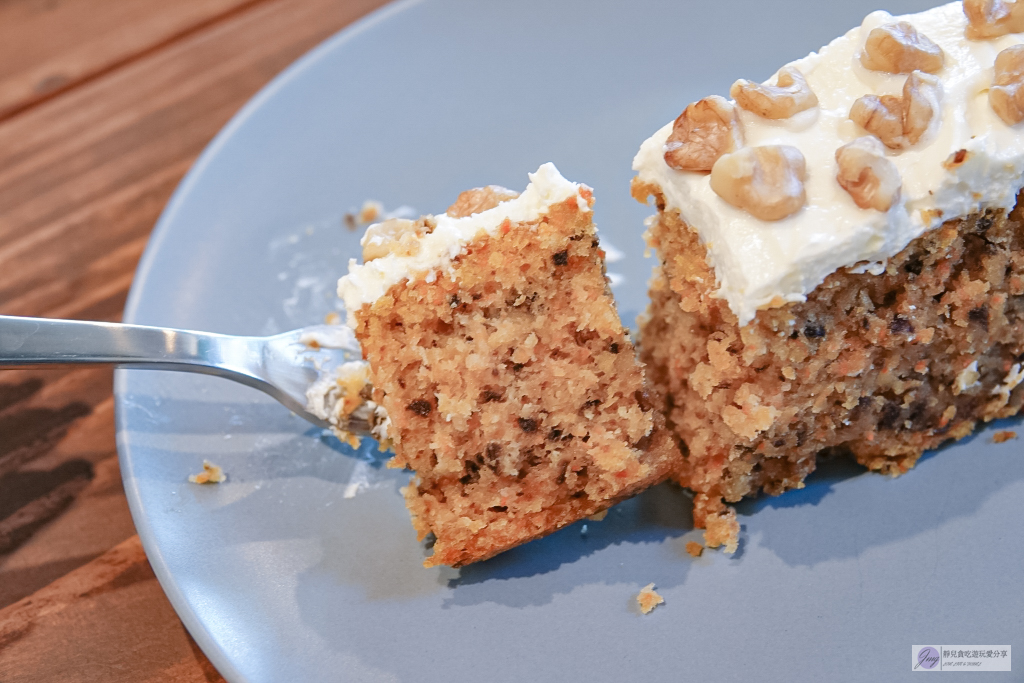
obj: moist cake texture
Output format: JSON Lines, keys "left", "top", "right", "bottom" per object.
{"left": 634, "top": 1, "right": 1024, "bottom": 551}
{"left": 339, "top": 164, "right": 679, "bottom": 567}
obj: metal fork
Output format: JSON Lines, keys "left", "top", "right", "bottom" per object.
{"left": 0, "top": 314, "right": 372, "bottom": 434}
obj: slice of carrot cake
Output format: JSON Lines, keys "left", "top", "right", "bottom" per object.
{"left": 338, "top": 163, "right": 680, "bottom": 567}
{"left": 633, "top": 1, "right": 1024, "bottom": 552}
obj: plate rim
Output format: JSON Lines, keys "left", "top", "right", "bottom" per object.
{"left": 110, "top": 2, "right": 1021, "bottom": 680}
{"left": 115, "top": 2, "right": 419, "bottom": 680}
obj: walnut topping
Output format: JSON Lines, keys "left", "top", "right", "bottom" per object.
{"left": 902, "top": 71, "right": 944, "bottom": 145}
{"left": 446, "top": 185, "right": 520, "bottom": 218}
{"left": 990, "top": 45, "right": 1024, "bottom": 125}
{"left": 361, "top": 217, "right": 434, "bottom": 261}
{"left": 850, "top": 71, "right": 943, "bottom": 149}
{"left": 709, "top": 145, "right": 807, "bottom": 221}
{"left": 730, "top": 66, "right": 818, "bottom": 119}
{"left": 964, "top": 0, "right": 1024, "bottom": 39}
{"left": 663, "top": 96, "right": 744, "bottom": 172}
{"left": 835, "top": 137, "right": 902, "bottom": 212}
{"left": 860, "top": 21, "right": 944, "bottom": 74}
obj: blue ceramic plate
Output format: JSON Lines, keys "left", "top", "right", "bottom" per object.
{"left": 116, "top": 1, "right": 1022, "bottom": 680}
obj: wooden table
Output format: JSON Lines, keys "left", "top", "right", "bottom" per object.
{"left": 0, "top": 1, "right": 388, "bottom": 679}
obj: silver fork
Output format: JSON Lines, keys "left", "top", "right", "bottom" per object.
{"left": 0, "top": 314, "right": 372, "bottom": 435}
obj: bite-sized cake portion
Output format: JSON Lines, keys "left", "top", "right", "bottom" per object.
{"left": 633, "top": 1, "right": 1024, "bottom": 552}
{"left": 302, "top": 325, "right": 388, "bottom": 448}
{"left": 339, "top": 164, "right": 680, "bottom": 567}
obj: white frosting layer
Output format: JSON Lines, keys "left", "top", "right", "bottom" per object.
{"left": 338, "top": 163, "right": 590, "bottom": 324}
{"left": 634, "top": 1, "right": 1024, "bottom": 326}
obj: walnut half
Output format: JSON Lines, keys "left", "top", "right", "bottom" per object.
{"left": 860, "top": 21, "right": 944, "bottom": 74}
{"left": 730, "top": 66, "right": 819, "bottom": 119}
{"left": 664, "top": 96, "right": 744, "bottom": 172}
{"left": 964, "top": 0, "right": 1024, "bottom": 39}
{"left": 850, "top": 70, "right": 943, "bottom": 149}
{"left": 835, "top": 137, "right": 902, "bottom": 212}
{"left": 709, "top": 145, "right": 807, "bottom": 221}
{"left": 990, "top": 45, "right": 1024, "bottom": 125}
{"left": 361, "top": 217, "right": 434, "bottom": 262}
{"left": 446, "top": 185, "right": 520, "bottom": 218}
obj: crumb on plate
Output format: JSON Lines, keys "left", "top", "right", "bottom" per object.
{"left": 189, "top": 460, "right": 226, "bottom": 485}
{"left": 685, "top": 541, "right": 704, "bottom": 557}
{"left": 344, "top": 200, "right": 384, "bottom": 230}
{"left": 357, "top": 200, "right": 383, "bottom": 224}
{"left": 637, "top": 583, "right": 664, "bottom": 614}
{"left": 588, "top": 509, "right": 608, "bottom": 522}
{"left": 993, "top": 430, "right": 1017, "bottom": 443}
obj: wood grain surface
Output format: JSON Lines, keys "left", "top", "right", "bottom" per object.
{"left": 0, "top": 0, "right": 261, "bottom": 120}
{"left": 0, "top": 0, "right": 389, "bottom": 679}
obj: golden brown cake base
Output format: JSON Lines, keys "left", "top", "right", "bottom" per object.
{"left": 352, "top": 193, "right": 680, "bottom": 567}
{"left": 635, "top": 179, "right": 1024, "bottom": 552}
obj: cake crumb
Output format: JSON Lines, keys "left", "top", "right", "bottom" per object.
{"left": 324, "top": 311, "right": 341, "bottom": 325}
{"left": 344, "top": 199, "right": 384, "bottom": 230}
{"left": 305, "top": 361, "right": 373, "bottom": 448}
{"left": 357, "top": 200, "right": 383, "bottom": 224}
{"left": 993, "top": 430, "right": 1017, "bottom": 443}
{"left": 587, "top": 509, "right": 608, "bottom": 522}
{"left": 636, "top": 583, "right": 664, "bottom": 614}
{"left": 685, "top": 541, "right": 704, "bottom": 557}
{"left": 954, "top": 360, "right": 981, "bottom": 395}
{"left": 189, "top": 460, "right": 226, "bottom": 485}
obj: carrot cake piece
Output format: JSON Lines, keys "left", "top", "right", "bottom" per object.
{"left": 633, "top": 1, "right": 1024, "bottom": 552}
{"left": 338, "top": 164, "right": 680, "bottom": 567}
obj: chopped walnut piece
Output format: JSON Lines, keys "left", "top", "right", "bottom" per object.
{"left": 709, "top": 145, "right": 807, "bottom": 221}
{"left": 903, "top": 72, "right": 943, "bottom": 141}
{"left": 850, "top": 71, "right": 943, "bottom": 149}
{"left": 860, "top": 21, "right": 944, "bottom": 74}
{"left": 851, "top": 94, "right": 904, "bottom": 147}
{"left": 836, "top": 137, "right": 902, "bottom": 212}
{"left": 730, "top": 66, "right": 818, "bottom": 119}
{"left": 990, "top": 45, "right": 1024, "bottom": 125}
{"left": 361, "top": 217, "right": 434, "bottom": 261}
{"left": 663, "top": 96, "right": 744, "bottom": 172}
{"left": 446, "top": 185, "right": 520, "bottom": 218}
{"left": 964, "top": 0, "right": 1024, "bottom": 39}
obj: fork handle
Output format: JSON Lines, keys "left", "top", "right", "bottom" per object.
{"left": 0, "top": 314, "right": 221, "bottom": 369}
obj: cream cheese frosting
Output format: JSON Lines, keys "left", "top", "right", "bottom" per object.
{"left": 338, "top": 162, "right": 591, "bottom": 324}
{"left": 634, "top": 1, "right": 1024, "bottom": 326}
